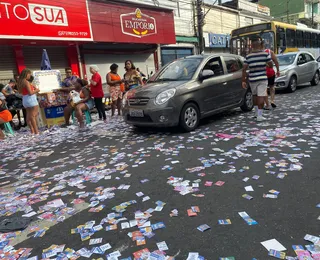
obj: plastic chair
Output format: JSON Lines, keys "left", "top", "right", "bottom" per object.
{"left": 72, "top": 110, "right": 92, "bottom": 125}
{"left": 4, "top": 122, "right": 14, "bottom": 136}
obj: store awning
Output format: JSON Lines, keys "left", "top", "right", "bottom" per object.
{"left": 176, "top": 36, "right": 199, "bottom": 43}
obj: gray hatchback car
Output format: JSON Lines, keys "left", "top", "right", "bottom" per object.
{"left": 123, "top": 54, "right": 253, "bottom": 132}
{"left": 275, "top": 51, "right": 319, "bottom": 92}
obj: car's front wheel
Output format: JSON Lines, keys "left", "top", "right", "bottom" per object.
{"left": 287, "top": 76, "right": 297, "bottom": 93}
{"left": 240, "top": 89, "right": 254, "bottom": 112}
{"left": 311, "top": 71, "right": 319, "bottom": 86}
{"left": 179, "top": 103, "right": 200, "bottom": 132}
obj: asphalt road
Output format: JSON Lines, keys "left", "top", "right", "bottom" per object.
{"left": 0, "top": 84, "right": 319, "bottom": 260}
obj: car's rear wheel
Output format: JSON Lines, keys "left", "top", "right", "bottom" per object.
{"left": 179, "top": 103, "right": 200, "bottom": 132}
{"left": 240, "top": 89, "right": 254, "bottom": 112}
{"left": 311, "top": 71, "right": 319, "bottom": 86}
{"left": 287, "top": 76, "right": 297, "bottom": 93}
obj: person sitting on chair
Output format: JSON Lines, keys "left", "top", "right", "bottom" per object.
{"left": 0, "top": 93, "right": 13, "bottom": 140}
{"left": 63, "top": 78, "right": 93, "bottom": 129}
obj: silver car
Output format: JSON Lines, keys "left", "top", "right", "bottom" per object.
{"left": 123, "top": 54, "right": 253, "bottom": 132}
{"left": 276, "top": 51, "right": 319, "bottom": 92}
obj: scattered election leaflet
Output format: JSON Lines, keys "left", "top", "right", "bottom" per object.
{"left": 0, "top": 93, "right": 319, "bottom": 259}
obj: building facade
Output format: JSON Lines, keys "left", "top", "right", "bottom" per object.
{"left": 0, "top": 0, "right": 176, "bottom": 85}
{"left": 259, "top": 0, "right": 320, "bottom": 29}
{"left": 203, "top": 0, "right": 271, "bottom": 53}
{"left": 126, "top": 0, "right": 198, "bottom": 66}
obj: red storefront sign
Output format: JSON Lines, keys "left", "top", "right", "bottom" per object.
{"left": 0, "top": 0, "right": 92, "bottom": 41}
{"left": 121, "top": 9, "right": 157, "bottom": 38}
{"left": 89, "top": 1, "right": 176, "bottom": 44}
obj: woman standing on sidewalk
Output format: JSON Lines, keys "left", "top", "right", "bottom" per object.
{"left": 124, "top": 60, "right": 143, "bottom": 91}
{"left": 107, "top": 64, "right": 124, "bottom": 117}
{"left": 89, "top": 65, "right": 106, "bottom": 122}
{"left": 17, "top": 69, "right": 40, "bottom": 135}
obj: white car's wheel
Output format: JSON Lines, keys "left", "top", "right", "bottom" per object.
{"left": 311, "top": 71, "right": 319, "bottom": 86}
{"left": 287, "top": 76, "right": 297, "bottom": 93}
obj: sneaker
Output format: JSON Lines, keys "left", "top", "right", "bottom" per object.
{"left": 257, "top": 116, "right": 267, "bottom": 122}
{"left": 271, "top": 103, "right": 277, "bottom": 108}
{"left": 263, "top": 106, "right": 271, "bottom": 110}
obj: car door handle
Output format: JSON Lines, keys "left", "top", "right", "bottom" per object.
{"left": 223, "top": 82, "right": 227, "bottom": 85}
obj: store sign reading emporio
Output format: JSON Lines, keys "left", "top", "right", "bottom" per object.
{"left": 0, "top": 0, "right": 92, "bottom": 40}
{"left": 120, "top": 8, "right": 157, "bottom": 38}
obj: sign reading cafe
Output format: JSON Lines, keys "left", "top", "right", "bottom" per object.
{"left": 120, "top": 8, "right": 157, "bottom": 38}
{"left": 208, "top": 33, "right": 230, "bottom": 48}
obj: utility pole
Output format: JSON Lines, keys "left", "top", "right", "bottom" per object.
{"left": 311, "top": 0, "right": 314, "bottom": 28}
{"left": 196, "top": 0, "right": 204, "bottom": 54}
{"left": 286, "top": 0, "right": 289, "bottom": 23}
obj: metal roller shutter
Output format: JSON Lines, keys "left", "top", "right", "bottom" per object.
{"left": 23, "top": 46, "right": 69, "bottom": 79}
{"left": 84, "top": 53, "right": 156, "bottom": 83}
{"left": 0, "top": 46, "right": 18, "bottom": 85}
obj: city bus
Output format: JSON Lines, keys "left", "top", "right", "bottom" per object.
{"left": 230, "top": 21, "right": 320, "bottom": 59}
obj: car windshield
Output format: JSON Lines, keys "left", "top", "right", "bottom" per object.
{"left": 152, "top": 58, "right": 202, "bottom": 82}
{"left": 277, "top": 54, "right": 296, "bottom": 66}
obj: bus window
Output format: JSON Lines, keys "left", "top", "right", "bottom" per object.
{"left": 311, "top": 33, "right": 317, "bottom": 48}
{"left": 304, "top": 32, "right": 311, "bottom": 48}
{"left": 286, "top": 29, "right": 296, "bottom": 47}
{"left": 261, "top": 32, "right": 275, "bottom": 51}
{"left": 296, "top": 30, "right": 304, "bottom": 48}
{"left": 276, "top": 27, "right": 286, "bottom": 48}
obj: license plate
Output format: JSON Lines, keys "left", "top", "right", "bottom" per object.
{"left": 129, "top": 109, "right": 144, "bottom": 117}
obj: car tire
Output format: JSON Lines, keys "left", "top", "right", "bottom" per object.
{"left": 311, "top": 71, "right": 320, "bottom": 86}
{"left": 179, "top": 103, "right": 200, "bottom": 132}
{"left": 240, "top": 89, "right": 254, "bottom": 112}
{"left": 287, "top": 76, "right": 297, "bottom": 93}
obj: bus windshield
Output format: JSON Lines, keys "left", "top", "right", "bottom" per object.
{"left": 231, "top": 32, "right": 275, "bottom": 57}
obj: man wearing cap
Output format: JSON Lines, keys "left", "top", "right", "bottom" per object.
{"left": 242, "top": 36, "right": 273, "bottom": 122}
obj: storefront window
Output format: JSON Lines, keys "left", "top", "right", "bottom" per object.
{"left": 161, "top": 48, "right": 193, "bottom": 66}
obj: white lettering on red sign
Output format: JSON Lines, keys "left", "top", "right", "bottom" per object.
{"left": 120, "top": 8, "right": 157, "bottom": 38}
{"left": 0, "top": 2, "right": 68, "bottom": 26}
{"left": 124, "top": 20, "right": 155, "bottom": 31}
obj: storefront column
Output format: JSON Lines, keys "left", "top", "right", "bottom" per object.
{"left": 67, "top": 46, "right": 80, "bottom": 77}
{"left": 13, "top": 46, "right": 25, "bottom": 73}
{"left": 154, "top": 47, "right": 159, "bottom": 72}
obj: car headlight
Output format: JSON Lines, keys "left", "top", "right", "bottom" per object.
{"left": 280, "top": 70, "right": 288, "bottom": 77}
{"left": 155, "top": 89, "right": 176, "bottom": 105}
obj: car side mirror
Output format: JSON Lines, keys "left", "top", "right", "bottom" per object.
{"left": 199, "top": 69, "right": 214, "bottom": 81}
{"left": 297, "top": 60, "right": 305, "bottom": 65}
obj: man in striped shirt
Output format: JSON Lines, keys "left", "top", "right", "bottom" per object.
{"left": 242, "top": 36, "right": 273, "bottom": 122}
